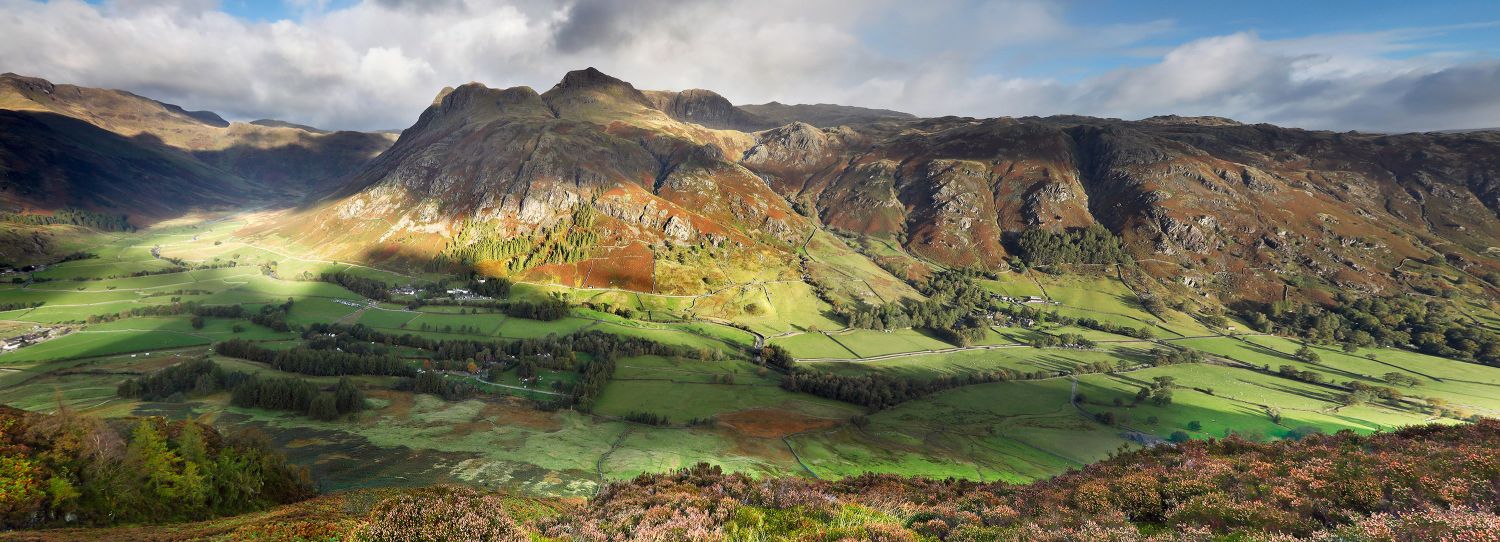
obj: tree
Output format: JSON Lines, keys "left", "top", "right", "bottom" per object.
{"left": 1168, "top": 431, "right": 1191, "bottom": 443}
{"left": 1383, "top": 372, "right": 1422, "bottom": 387}
{"left": 762, "top": 344, "right": 794, "bottom": 371}
{"left": 308, "top": 393, "right": 340, "bottom": 421}
{"left": 334, "top": 377, "right": 364, "bottom": 414}
{"left": 1295, "top": 345, "right": 1321, "bottom": 364}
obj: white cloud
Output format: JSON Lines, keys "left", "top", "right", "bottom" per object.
{"left": 0, "top": 0, "right": 1495, "bottom": 132}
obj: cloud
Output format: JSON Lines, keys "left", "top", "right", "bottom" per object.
{"left": 0, "top": 0, "right": 1495, "bottom": 132}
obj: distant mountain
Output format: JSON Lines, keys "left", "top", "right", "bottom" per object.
{"left": 0, "top": 108, "right": 252, "bottom": 218}
{"left": 0, "top": 72, "right": 395, "bottom": 214}
{"left": 250, "top": 119, "right": 330, "bottom": 134}
{"left": 738, "top": 101, "right": 916, "bottom": 127}
{"left": 644, "top": 88, "right": 772, "bottom": 131}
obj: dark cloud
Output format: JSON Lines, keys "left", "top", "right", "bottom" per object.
{"left": 552, "top": 0, "right": 684, "bottom": 53}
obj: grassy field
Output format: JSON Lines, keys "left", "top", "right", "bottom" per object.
{"left": 791, "top": 378, "right": 1126, "bottom": 482}
{"left": 593, "top": 355, "right": 859, "bottom": 424}
{"left": 771, "top": 332, "right": 857, "bottom": 359}
{"left": 804, "top": 345, "right": 1151, "bottom": 381}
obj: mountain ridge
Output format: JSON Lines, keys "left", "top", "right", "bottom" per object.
{"left": 242, "top": 67, "right": 1500, "bottom": 305}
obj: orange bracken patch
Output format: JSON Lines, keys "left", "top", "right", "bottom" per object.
{"left": 717, "top": 408, "right": 840, "bottom": 439}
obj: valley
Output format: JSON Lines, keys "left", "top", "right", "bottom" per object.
{"left": 3, "top": 63, "right": 1500, "bottom": 540}
{"left": 5, "top": 210, "right": 1499, "bottom": 503}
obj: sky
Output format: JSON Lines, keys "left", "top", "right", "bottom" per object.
{"left": 2, "top": 0, "right": 1498, "bottom": 132}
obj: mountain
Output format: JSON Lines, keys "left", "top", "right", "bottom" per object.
{"left": 266, "top": 68, "right": 1500, "bottom": 305}
{"left": 271, "top": 68, "right": 807, "bottom": 291}
{"left": 0, "top": 73, "right": 395, "bottom": 215}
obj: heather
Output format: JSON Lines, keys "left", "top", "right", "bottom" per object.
{"left": 526, "top": 420, "right": 1500, "bottom": 541}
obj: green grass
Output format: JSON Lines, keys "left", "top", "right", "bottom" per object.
{"left": 1072, "top": 364, "right": 1435, "bottom": 441}
{"left": 356, "top": 307, "right": 422, "bottom": 329}
{"left": 593, "top": 355, "right": 859, "bottom": 424}
{"left": 771, "top": 333, "right": 857, "bottom": 359}
{"left": 0, "top": 330, "right": 210, "bottom": 364}
{"left": 824, "top": 329, "right": 955, "bottom": 358}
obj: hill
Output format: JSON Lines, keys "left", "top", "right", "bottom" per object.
{"left": 0, "top": 73, "right": 394, "bottom": 211}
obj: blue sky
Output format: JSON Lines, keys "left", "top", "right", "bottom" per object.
{"left": 25, "top": 1, "right": 1500, "bottom": 131}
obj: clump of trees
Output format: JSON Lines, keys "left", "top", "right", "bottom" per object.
{"left": 1074, "top": 317, "right": 1155, "bottom": 339}
{"left": 840, "top": 269, "right": 995, "bottom": 346}
{"left": 1239, "top": 294, "right": 1500, "bottom": 366}
{"left": 0, "top": 405, "right": 312, "bottom": 529}
{"left": 249, "top": 298, "right": 295, "bottom": 332}
{"left": 1011, "top": 224, "right": 1128, "bottom": 267}
{"left": 299, "top": 324, "right": 716, "bottom": 412}
{"left": 623, "top": 411, "right": 670, "bottom": 426}
{"left": 1031, "top": 333, "right": 1095, "bottom": 349}
{"left": 501, "top": 297, "right": 570, "bottom": 321}
{"left": 469, "top": 277, "right": 513, "bottom": 298}
{"left": 401, "top": 371, "right": 479, "bottom": 401}
{"left": 1148, "top": 347, "right": 1203, "bottom": 366}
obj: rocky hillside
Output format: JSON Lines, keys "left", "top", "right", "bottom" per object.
{"left": 0, "top": 73, "right": 394, "bottom": 216}
{"left": 269, "top": 67, "right": 1500, "bottom": 303}
{"left": 741, "top": 113, "right": 1500, "bottom": 300}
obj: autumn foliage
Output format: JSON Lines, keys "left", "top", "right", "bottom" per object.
{"left": 0, "top": 405, "right": 313, "bottom": 530}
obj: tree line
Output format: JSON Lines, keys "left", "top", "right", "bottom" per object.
{"left": 0, "top": 208, "right": 134, "bottom": 231}
{"left": 215, "top": 339, "right": 416, "bottom": 377}
{"left": 116, "top": 357, "right": 368, "bottom": 421}
{"left": 781, "top": 366, "right": 1062, "bottom": 410}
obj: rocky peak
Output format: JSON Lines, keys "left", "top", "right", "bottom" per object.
{"left": 0, "top": 72, "right": 55, "bottom": 96}
{"left": 541, "top": 67, "right": 653, "bottom": 109}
